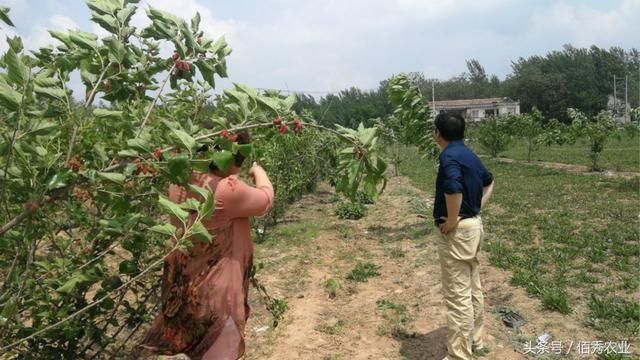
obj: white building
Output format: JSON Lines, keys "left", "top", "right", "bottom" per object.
{"left": 430, "top": 97, "right": 520, "bottom": 121}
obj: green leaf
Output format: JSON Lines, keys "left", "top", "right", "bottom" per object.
{"left": 117, "top": 5, "right": 137, "bottom": 26}
{"left": 34, "top": 75, "right": 60, "bottom": 87}
{"left": 94, "top": 144, "right": 108, "bottom": 161}
{"left": 1, "top": 300, "right": 17, "bottom": 320}
{"left": 103, "top": 36, "right": 126, "bottom": 63}
{"left": 283, "top": 94, "right": 296, "bottom": 111}
{"left": 147, "top": 7, "right": 181, "bottom": 26}
{"left": 0, "top": 82, "right": 22, "bottom": 110}
{"left": 180, "top": 21, "right": 196, "bottom": 54}
{"left": 7, "top": 36, "right": 22, "bottom": 52}
{"left": 80, "top": 68, "right": 98, "bottom": 85}
{"left": 211, "top": 151, "right": 234, "bottom": 172}
{"left": 195, "top": 59, "right": 215, "bottom": 88}
{"left": 34, "top": 146, "right": 47, "bottom": 156}
{"left": 56, "top": 275, "right": 87, "bottom": 294}
{"left": 97, "top": 171, "right": 126, "bottom": 185}
{"left": 179, "top": 198, "right": 200, "bottom": 211}
{"left": 224, "top": 88, "right": 251, "bottom": 119}
{"left": 190, "top": 220, "right": 211, "bottom": 243}
{"left": 172, "top": 38, "right": 187, "bottom": 59}
{"left": 90, "top": 12, "right": 118, "bottom": 33}
{"left": 210, "top": 36, "right": 227, "bottom": 54}
{"left": 34, "top": 86, "right": 67, "bottom": 101}
{"left": 167, "top": 155, "right": 191, "bottom": 185}
{"left": 86, "top": 0, "right": 121, "bottom": 16}
{"left": 49, "top": 30, "right": 73, "bottom": 48}
{"left": 126, "top": 138, "right": 150, "bottom": 153}
{"left": 149, "top": 223, "right": 177, "bottom": 236}
{"left": 237, "top": 143, "right": 252, "bottom": 157}
{"left": 93, "top": 108, "right": 123, "bottom": 119}
{"left": 375, "top": 156, "right": 387, "bottom": 175}
{"left": 118, "top": 260, "right": 138, "bottom": 275}
{"left": 117, "top": 149, "right": 139, "bottom": 157}
{"left": 171, "top": 128, "right": 196, "bottom": 152}
{"left": 360, "top": 127, "right": 376, "bottom": 147}
{"left": 5, "top": 49, "right": 28, "bottom": 86}
{"left": 158, "top": 195, "right": 189, "bottom": 223}
{"left": 190, "top": 158, "right": 211, "bottom": 173}
{"left": 191, "top": 12, "right": 201, "bottom": 31}
{"left": 199, "top": 188, "right": 215, "bottom": 218}
{"left": 25, "top": 120, "right": 58, "bottom": 136}
{"left": 69, "top": 30, "right": 98, "bottom": 50}
{"left": 46, "top": 169, "right": 72, "bottom": 190}
{"left": 0, "top": 6, "right": 15, "bottom": 27}
{"left": 187, "top": 184, "right": 209, "bottom": 200}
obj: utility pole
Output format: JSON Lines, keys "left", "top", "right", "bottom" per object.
{"left": 625, "top": 75, "right": 629, "bottom": 122}
{"left": 613, "top": 75, "right": 617, "bottom": 114}
{"left": 432, "top": 82, "right": 436, "bottom": 114}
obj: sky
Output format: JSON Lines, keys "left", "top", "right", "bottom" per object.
{"left": 1, "top": 0, "right": 639, "bottom": 96}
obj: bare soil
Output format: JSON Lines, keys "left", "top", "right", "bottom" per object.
{"left": 492, "top": 157, "right": 640, "bottom": 179}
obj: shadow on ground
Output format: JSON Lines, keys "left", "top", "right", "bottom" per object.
{"left": 394, "top": 327, "right": 448, "bottom": 360}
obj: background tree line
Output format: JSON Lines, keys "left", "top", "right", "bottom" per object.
{"left": 291, "top": 45, "right": 640, "bottom": 126}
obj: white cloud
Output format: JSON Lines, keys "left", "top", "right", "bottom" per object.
{"left": 22, "top": 14, "right": 80, "bottom": 51}
{"left": 133, "top": 0, "right": 239, "bottom": 39}
{"left": 2, "top": 0, "right": 639, "bottom": 97}
{"left": 530, "top": 0, "right": 640, "bottom": 48}
{"left": 394, "top": 0, "right": 510, "bottom": 20}
{"left": 1, "top": 0, "right": 29, "bottom": 17}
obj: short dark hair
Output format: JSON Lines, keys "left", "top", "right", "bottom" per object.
{"left": 198, "top": 130, "right": 251, "bottom": 172}
{"left": 232, "top": 130, "right": 251, "bottom": 167}
{"left": 434, "top": 112, "right": 465, "bottom": 141}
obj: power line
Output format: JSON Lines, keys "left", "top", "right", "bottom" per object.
{"left": 254, "top": 87, "right": 379, "bottom": 95}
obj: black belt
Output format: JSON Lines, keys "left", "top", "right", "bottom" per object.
{"left": 433, "top": 214, "right": 476, "bottom": 226}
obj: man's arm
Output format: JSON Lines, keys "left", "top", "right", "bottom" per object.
{"left": 481, "top": 181, "right": 494, "bottom": 209}
{"left": 440, "top": 193, "right": 462, "bottom": 234}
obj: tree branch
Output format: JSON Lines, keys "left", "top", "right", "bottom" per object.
{"left": 0, "top": 245, "right": 175, "bottom": 352}
{"left": 136, "top": 63, "right": 176, "bottom": 137}
{"left": 0, "top": 120, "right": 361, "bottom": 236}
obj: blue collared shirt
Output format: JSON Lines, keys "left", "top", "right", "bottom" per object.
{"left": 433, "top": 140, "right": 493, "bottom": 220}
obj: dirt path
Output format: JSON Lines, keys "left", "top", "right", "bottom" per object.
{"left": 243, "top": 176, "right": 601, "bottom": 360}
{"left": 491, "top": 157, "right": 640, "bottom": 179}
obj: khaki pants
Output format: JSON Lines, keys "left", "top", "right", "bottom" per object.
{"left": 436, "top": 216, "right": 485, "bottom": 360}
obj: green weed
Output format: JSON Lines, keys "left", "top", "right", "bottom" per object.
{"left": 347, "top": 262, "right": 381, "bottom": 282}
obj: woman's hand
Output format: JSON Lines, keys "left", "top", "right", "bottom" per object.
{"left": 248, "top": 161, "right": 272, "bottom": 189}
{"left": 248, "top": 162, "right": 263, "bottom": 180}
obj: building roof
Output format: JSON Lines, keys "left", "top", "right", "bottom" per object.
{"left": 430, "top": 97, "right": 518, "bottom": 109}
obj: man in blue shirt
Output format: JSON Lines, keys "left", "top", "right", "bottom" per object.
{"left": 433, "top": 112, "right": 494, "bottom": 360}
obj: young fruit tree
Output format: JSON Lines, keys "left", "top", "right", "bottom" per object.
{"left": 567, "top": 108, "right": 622, "bottom": 171}
{"left": 476, "top": 115, "right": 512, "bottom": 158}
{"left": 386, "top": 73, "right": 439, "bottom": 159}
{"left": 505, "top": 108, "right": 545, "bottom": 162}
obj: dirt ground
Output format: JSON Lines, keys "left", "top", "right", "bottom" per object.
{"left": 492, "top": 157, "right": 640, "bottom": 179}
{"left": 242, "top": 175, "right": 605, "bottom": 360}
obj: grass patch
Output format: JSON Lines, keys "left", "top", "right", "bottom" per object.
{"left": 355, "top": 191, "right": 375, "bottom": 205}
{"left": 389, "top": 248, "right": 405, "bottom": 259}
{"left": 335, "top": 201, "right": 367, "bottom": 220}
{"left": 586, "top": 294, "right": 640, "bottom": 337}
{"left": 471, "top": 134, "right": 640, "bottom": 172}
{"left": 256, "top": 219, "right": 324, "bottom": 247}
{"left": 314, "top": 319, "right": 345, "bottom": 335}
{"left": 346, "top": 262, "right": 381, "bottom": 282}
{"left": 376, "top": 299, "right": 412, "bottom": 335}
{"left": 324, "top": 278, "right": 341, "bottom": 298}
